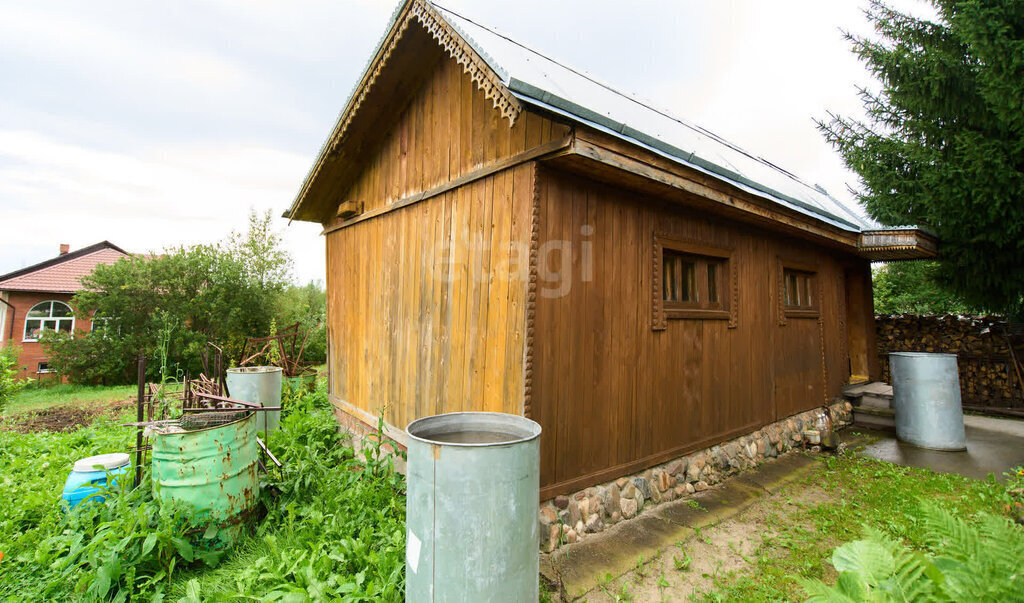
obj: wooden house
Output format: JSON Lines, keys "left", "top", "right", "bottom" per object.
{"left": 0, "top": 241, "right": 129, "bottom": 380}
{"left": 287, "top": 0, "right": 936, "bottom": 499}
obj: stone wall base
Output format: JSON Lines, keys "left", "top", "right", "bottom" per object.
{"left": 538, "top": 400, "right": 853, "bottom": 552}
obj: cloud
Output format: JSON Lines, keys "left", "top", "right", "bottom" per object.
{"left": 0, "top": 129, "right": 324, "bottom": 282}
{"left": 0, "top": 0, "right": 924, "bottom": 283}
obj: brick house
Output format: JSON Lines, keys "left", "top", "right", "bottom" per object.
{"left": 0, "top": 241, "right": 129, "bottom": 380}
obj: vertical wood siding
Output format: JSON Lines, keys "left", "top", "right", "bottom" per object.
{"left": 325, "top": 51, "right": 568, "bottom": 430}
{"left": 341, "top": 50, "right": 568, "bottom": 215}
{"left": 533, "top": 169, "right": 862, "bottom": 496}
{"left": 327, "top": 166, "right": 535, "bottom": 428}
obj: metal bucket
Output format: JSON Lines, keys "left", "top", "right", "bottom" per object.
{"left": 151, "top": 412, "right": 260, "bottom": 546}
{"left": 405, "top": 412, "right": 541, "bottom": 603}
{"left": 890, "top": 352, "right": 966, "bottom": 451}
{"left": 226, "top": 366, "right": 282, "bottom": 434}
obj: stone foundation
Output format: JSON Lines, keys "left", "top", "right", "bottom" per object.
{"left": 538, "top": 400, "right": 852, "bottom": 552}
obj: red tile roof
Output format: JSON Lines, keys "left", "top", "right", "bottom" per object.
{"left": 0, "top": 242, "right": 129, "bottom": 294}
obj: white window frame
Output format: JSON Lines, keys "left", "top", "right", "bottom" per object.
{"left": 23, "top": 300, "right": 75, "bottom": 342}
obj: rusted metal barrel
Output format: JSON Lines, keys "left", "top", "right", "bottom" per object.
{"left": 890, "top": 352, "right": 966, "bottom": 451}
{"left": 405, "top": 412, "right": 541, "bottom": 602}
{"left": 150, "top": 412, "right": 259, "bottom": 546}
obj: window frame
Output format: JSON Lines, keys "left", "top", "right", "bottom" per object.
{"left": 778, "top": 258, "right": 820, "bottom": 321}
{"left": 23, "top": 300, "right": 75, "bottom": 342}
{"left": 653, "top": 235, "right": 736, "bottom": 328}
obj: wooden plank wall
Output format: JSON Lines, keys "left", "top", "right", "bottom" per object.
{"left": 325, "top": 50, "right": 569, "bottom": 431}
{"left": 326, "top": 166, "right": 534, "bottom": 430}
{"left": 342, "top": 48, "right": 569, "bottom": 215}
{"left": 533, "top": 169, "right": 862, "bottom": 497}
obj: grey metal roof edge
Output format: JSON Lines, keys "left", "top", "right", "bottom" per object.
{"left": 508, "top": 81, "right": 864, "bottom": 233}
{"left": 429, "top": 2, "right": 510, "bottom": 84}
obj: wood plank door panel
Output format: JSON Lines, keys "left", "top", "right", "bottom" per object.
{"left": 774, "top": 318, "right": 824, "bottom": 419}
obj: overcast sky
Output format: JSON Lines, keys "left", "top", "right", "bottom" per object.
{"left": 0, "top": 0, "right": 916, "bottom": 283}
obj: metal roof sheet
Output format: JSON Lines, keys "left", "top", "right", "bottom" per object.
{"left": 432, "top": 3, "right": 875, "bottom": 232}
{"left": 0, "top": 244, "right": 128, "bottom": 294}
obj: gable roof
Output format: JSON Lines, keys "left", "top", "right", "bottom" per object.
{"left": 0, "top": 241, "right": 129, "bottom": 294}
{"left": 288, "top": 0, "right": 873, "bottom": 233}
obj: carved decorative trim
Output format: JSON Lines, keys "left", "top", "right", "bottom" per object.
{"left": 651, "top": 234, "right": 736, "bottom": 329}
{"left": 651, "top": 234, "right": 667, "bottom": 331}
{"left": 326, "top": 16, "right": 413, "bottom": 157}
{"left": 729, "top": 257, "right": 739, "bottom": 329}
{"left": 776, "top": 255, "right": 821, "bottom": 326}
{"left": 523, "top": 163, "right": 540, "bottom": 418}
{"left": 776, "top": 257, "right": 787, "bottom": 327}
{"left": 412, "top": 2, "right": 522, "bottom": 126}
{"left": 323, "top": 0, "right": 521, "bottom": 160}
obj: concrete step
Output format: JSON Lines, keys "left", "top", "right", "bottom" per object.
{"left": 843, "top": 381, "right": 894, "bottom": 411}
{"left": 843, "top": 381, "right": 893, "bottom": 398}
{"left": 853, "top": 405, "right": 895, "bottom": 431}
{"left": 858, "top": 394, "right": 892, "bottom": 409}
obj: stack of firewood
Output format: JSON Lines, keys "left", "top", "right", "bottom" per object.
{"left": 876, "top": 314, "right": 1024, "bottom": 409}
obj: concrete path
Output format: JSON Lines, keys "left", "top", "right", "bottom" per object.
{"left": 858, "top": 414, "right": 1024, "bottom": 480}
{"left": 542, "top": 453, "right": 821, "bottom": 600}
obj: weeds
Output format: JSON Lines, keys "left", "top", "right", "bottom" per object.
{"left": 701, "top": 452, "right": 1012, "bottom": 600}
{"left": 0, "top": 377, "right": 407, "bottom": 601}
{"left": 673, "top": 552, "right": 692, "bottom": 571}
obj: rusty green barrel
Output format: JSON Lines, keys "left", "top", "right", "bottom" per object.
{"left": 151, "top": 413, "right": 259, "bottom": 545}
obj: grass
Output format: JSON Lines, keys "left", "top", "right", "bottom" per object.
{"left": 4, "top": 382, "right": 134, "bottom": 415}
{"left": 699, "top": 450, "right": 1016, "bottom": 601}
{"left": 0, "top": 378, "right": 407, "bottom": 601}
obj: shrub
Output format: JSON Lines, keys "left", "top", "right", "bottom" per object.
{"left": 45, "top": 210, "right": 294, "bottom": 384}
{"left": 0, "top": 344, "right": 27, "bottom": 412}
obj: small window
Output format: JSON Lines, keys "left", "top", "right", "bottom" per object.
{"left": 782, "top": 268, "right": 818, "bottom": 315}
{"left": 655, "top": 237, "right": 732, "bottom": 323}
{"left": 37, "top": 362, "right": 54, "bottom": 374}
{"left": 23, "top": 301, "right": 75, "bottom": 342}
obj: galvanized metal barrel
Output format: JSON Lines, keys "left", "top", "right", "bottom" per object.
{"left": 226, "top": 366, "right": 283, "bottom": 434}
{"left": 890, "top": 352, "right": 966, "bottom": 451}
{"left": 151, "top": 412, "right": 259, "bottom": 546}
{"left": 405, "top": 412, "right": 541, "bottom": 602}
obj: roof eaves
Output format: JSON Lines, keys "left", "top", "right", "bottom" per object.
{"left": 287, "top": 0, "right": 522, "bottom": 224}
{"left": 508, "top": 83, "right": 866, "bottom": 233}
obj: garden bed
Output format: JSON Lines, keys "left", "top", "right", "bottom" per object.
{"left": 0, "top": 379, "right": 407, "bottom": 601}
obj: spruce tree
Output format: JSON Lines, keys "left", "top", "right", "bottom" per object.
{"left": 820, "top": 0, "right": 1024, "bottom": 316}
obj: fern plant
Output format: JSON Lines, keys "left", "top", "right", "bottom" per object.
{"left": 800, "top": 503, "right": 1024, "bottom": 602}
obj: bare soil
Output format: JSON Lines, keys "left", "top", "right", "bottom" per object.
{"left": 581, "top": 486, "right": 836, "bottom": 602}
{"left": 0, "top": 397, "right": 133, "bottom": 433}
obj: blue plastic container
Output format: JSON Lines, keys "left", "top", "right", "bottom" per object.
{"left": 62, "top": 453, "right": 131, "bottom": 510}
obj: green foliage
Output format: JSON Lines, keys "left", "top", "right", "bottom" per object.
{"left": 872, "top": 261, "right": 983, "bottom": 315}
{"left": 703, "top": 452, "right": 1010, "bottom": 600}
{"left": 4, "top": 382, "right": 134, "bottom": 415}
{"left": 820, "top": 0, "right": 1024, "bottom": 316}
{"left": 275, "top": 280, "right": 327, "bottom": 364}
{"left": 0, "top": 345, "right": 26, "bottom": 413}
{"left": 46, "top": 210, "right": 295, "bottom": 384}
{"left": 800, "top": 504, "right": 1024, "bottom": 601}
{"left": 0, "top": 378, "right": 407, "bottom": 601}
{"left": 266, "top": 319, "right": 282, "bottom": 366}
